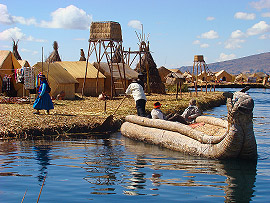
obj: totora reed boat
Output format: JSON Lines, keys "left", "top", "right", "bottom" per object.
{"left": 121, "top": 90, "right": 257, "bottom": 160}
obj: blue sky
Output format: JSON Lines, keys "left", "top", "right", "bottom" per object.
{"left": 0, "top": 0, "right": 270, "bottom": 69}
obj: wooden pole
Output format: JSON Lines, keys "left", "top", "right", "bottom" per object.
{"left": 82, "top": 41, "right": 92, "bottom": 97}
{"left": 41, "top": 47, "right": 43, "bottom": 73}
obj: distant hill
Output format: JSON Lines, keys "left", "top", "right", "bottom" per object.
{"left": 179, "top": 52, "right": 270, "bottom": 75}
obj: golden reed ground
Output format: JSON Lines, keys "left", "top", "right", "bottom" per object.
{"left": 0, "top": 92, "right": 226, "bottom": 139}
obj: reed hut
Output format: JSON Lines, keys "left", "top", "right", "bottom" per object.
{"left": 55, "top": 61, "right": 105, "bottom": 96}
{"left": 0, "top": 50, "right": 23, "bottom": 96}
{"left": 135, "top": 52, "right": 166, "bottom": 94}
{"left": 183, "top": 71, "right": 192, "bottom": 82}
{"left": 33, "top": 62, "right": 78, "bottom": 99}
{"left": 93, "top": 62, "right": 138, "bottom": 95}
{"left": 235, "top": 73, "right": 249, "bottom": 83}
{"left": 197, "top": 71, "right": 214, "bottom": 82}
{"left": 249, "top": 72, "right": 268, "bottom": 83}
{"left": 18, "top": 60, "right": 31, "bottom": 67}
{"left": 215, "top": 70, "right": 233, "bottom": 82}
{"left": 46, "top": 41, "right": 61, "bottom": 62}
{"left": 169, "top": 69, "right": 182, "bottom": 74}
{"left": 158, "top": 66, "right": 171, "bottom": 83}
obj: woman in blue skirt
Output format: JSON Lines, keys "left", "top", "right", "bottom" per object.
{"left": 33, "top": 75, "right": 54, "bottom": 114}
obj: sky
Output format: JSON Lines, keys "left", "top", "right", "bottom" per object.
{"left": 0, "top": 0, "right": 270, "bottom": 69}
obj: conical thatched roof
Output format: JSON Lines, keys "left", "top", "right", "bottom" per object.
{"left": 135, "top": 51, "right": 166, "bottom": 94}
{"left": 79, "top": 49, "right": 86, "bottom": 61}
{"left": 12, "top": 39, "right": 22, "bottom": 60}
{"left": 46, "top": 41, "right": 61, "bottom": 62}
{"left": 158, "top": 66, "right": 171, "bottom": 83}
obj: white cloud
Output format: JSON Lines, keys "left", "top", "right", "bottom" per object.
{"left": 193, "top": 40, "right": 200, "bottom": 44}
{"left": 0, "top": 27, "right": 25, "bottom": 41}
{"left": 250, "top": 0, "right": 270, "bottom": 10}
{"left": 0, "top": 27, "right": 45, "bottom": 42}
{"left": 12, "top": 16, "right": 37, "bottom": 26}
{"left": 206, "top": 16, "right": 215, "bottom": 21}
{"left": 0, "top": 4, "right": 13, "bottom": 24}
{"left": 0, "top": 4, "right": 37, "bottom": 25}
{"left": 40, "top": 5, "right": 92, "bottom": 30}
{"left": 230, "top": 30, "right": 246, "bottom": 38}
{"left": 262, "top": 12, "right": 270, "bottom": 17}
{"left": 246, "top": 21, "right": 270, "bottom": 35}
{"left": 128, "top": 20, "right": 142, "bottom": 30}
{"left": 21, "top": 48, "right": 39, "bottom": 57}
{"left": 234, "top": 12, "right": 256, "bottom": 20}
{"left": 200, "top": 43, "right": 209, "bottom": 48}
{"left": 259, "top": 33, "right": 270, "bottom": 39}
{"left": 217, "top": 53, "right": 236, "bottom": 62}
{"left": 25, "top": 35, "right": 46, "bottom": 42}
{"left": 199, "top": 30, "right": 219, "bottom": 39}
{"left": 225, "top": 38, "right": 245, "bottom": 49}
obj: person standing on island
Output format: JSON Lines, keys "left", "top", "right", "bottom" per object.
{"left": 151, "top": 102, "right": 165, "bottom": 119}
{"left": 33, "top": 75, "right": 54, "bottom": 114}
{"left": 125, "top": 79, "right": 147, "bottom": 117}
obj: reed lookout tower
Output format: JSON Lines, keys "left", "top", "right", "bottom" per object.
{"left": 82, "top": 21, "right": 127, "bottom": 98}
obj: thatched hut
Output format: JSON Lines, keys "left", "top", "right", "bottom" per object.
{"left": 235, "top": 73, "right": 249, "bottom": 83}
{"left": 249, "top": 72, "right": 268, "bottom": 83}
{"left": 55, "top": 61, "right": 105, "bottom": 96}
{"left": 169, "top": 69, "right": 182, "bottom": 74}
{"left": 183, "top": 71, "right": 192, "bottom": 82}
{"left": 93, "top": 62, "right": 138, "bottom": 95}
{"left": 0, "top": 50, "right": 24, "bottom": 96}
{"left": 197, "top": 71, "right": 214, "bottom": 82}
{"left": 158, "top": 66, "right": 171, "bottom": 83}
{"left": 33, "top": 62, "right": 78, "bottom": 99}
{"left": 215, "top": 70, "right": 233, "bottom": 82}
{"left": 18, "top": 60, "right": 31, "bottom": 68}
{"left": 46, "top": 41, "right": 61, "bottom": 63}
{"left": 135, "top": 52, "right": 166, "bottom": 94}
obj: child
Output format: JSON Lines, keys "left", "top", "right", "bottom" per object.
{"left": 151, "top": 102, "right": 165, "bottom": 119}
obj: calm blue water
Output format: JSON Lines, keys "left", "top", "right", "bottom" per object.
{"left": 0, "top": 88, "right": 269, "bottom": 202}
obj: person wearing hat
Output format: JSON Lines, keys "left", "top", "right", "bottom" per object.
{"left": 33, "top": 74, "right": 54, "bottom": 114}
{"left": 125, "top": 78, "right": 147, "bottom": 117}
{"left": 151, "top": 102, "right": 165, "bottom": 119}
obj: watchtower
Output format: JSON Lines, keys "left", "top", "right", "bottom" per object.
{"left": 192, "top": 55, "right": 210, "bottom": 95}
{"left": 82, "top": 21, "right": 127, "bottom": 98}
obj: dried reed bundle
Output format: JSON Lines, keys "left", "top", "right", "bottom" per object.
{"left": 90, "top": 21, "right": 122, "bottom": 41}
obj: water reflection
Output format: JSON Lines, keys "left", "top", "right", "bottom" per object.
{"left": 33, "top": 142, "right": 52, "bottom": 182}
{"left": 123, "top": 137, "right": 257, "bottom": 202}
{"left": 83, "top": 139, "right": 123, "bottom": 195}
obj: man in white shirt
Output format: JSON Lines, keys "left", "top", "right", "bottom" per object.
{"left": 125, "top": 80, "right": 147, "bottom": 117}
{"left": 151, "top": 102, "right": 165, "bottom": 119}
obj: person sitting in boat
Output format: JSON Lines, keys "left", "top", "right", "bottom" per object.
{"left": 151, "top": 102, "right": 165, "bottom": 119}
{"left": 167, "top": 99, "right": 201, "bottom": 124}
{"left": 33, "top": 75, "right": 54, "bottom": 114}
{"left": 125, "top": 79, "right": 147, "bottom": 117}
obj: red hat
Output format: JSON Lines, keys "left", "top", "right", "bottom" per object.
{"left": 154, "top": 102, "right": 161, "bottom": 109}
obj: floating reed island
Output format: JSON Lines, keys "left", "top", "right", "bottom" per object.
{"left": 0, "top": 92, "right": 226, "bottom": 139}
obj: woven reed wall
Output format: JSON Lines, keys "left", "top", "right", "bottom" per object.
{"left": 90, "top": 21, "right": 122, "bottom": 41}
{"left": 194, "top": 55, "right": 204, "bottom": 62}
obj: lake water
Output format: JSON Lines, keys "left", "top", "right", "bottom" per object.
{"left": 0, "top": 88, "right": 269, "bottom": 202}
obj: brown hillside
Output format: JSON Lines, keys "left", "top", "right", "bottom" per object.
{"left": 180, "top": 52, "right": 270, "bottom": 75}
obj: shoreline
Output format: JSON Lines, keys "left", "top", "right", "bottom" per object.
{"left": 0, "top": 92, "right": 226, "bottom": 140}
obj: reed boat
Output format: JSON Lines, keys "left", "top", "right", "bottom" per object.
{"left": 121, "top": 91, "right": 257, "bottom": 160}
